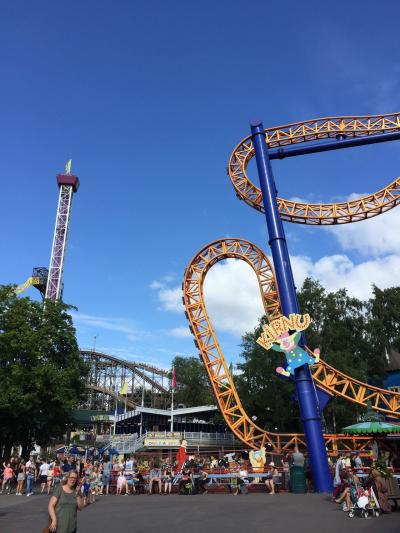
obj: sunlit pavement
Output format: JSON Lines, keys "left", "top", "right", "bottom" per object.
{"left": 0, "top": 492, "right": 399, "bottom": 533}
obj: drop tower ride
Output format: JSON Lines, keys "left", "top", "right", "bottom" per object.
{"left": 45, "top": 162, "right": 80, "bottom": 301}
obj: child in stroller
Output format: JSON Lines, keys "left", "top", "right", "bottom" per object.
{"left": 348, "top": 486, "right": 380, "bottom": 518}
{"left": 179, "top": 467, "right": 194, "bottom": 495}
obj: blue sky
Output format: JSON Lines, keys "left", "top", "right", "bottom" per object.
{"left": 2, "top": 1, "right": 400, "bottom": 370}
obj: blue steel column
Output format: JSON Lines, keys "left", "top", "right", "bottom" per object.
{"left": 250, "top": 120, "right": 332, "bottom": 492}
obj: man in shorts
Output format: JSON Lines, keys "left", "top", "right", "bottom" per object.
{"left": 39, "top": 459, "right": 50, "bottom": 494}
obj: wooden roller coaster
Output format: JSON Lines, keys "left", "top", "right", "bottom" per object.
{"left": 183, "top": 238, "right": 400, "bottom": 454}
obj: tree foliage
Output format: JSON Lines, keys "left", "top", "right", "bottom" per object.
{"left": 236, "top": 317, "right": 302, "bottom": 433}
{"left": 0, "top": 286, "right": 88, "bottom": 457}
{"left": 171, "top": 355, "right": 214, "bottom": 407}
{"left": 236, "top": 279, "right": 400, "bottom": 434}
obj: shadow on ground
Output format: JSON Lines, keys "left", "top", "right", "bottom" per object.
{"left": 0, "top": 492, "right": 398, "bottom": 533}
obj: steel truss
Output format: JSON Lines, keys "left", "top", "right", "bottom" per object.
{"left": 80, "top": 350, "right": 171, "bottom": 411}
{"left": 183, "top": 238, "right": 400, "bottom": 453}
{"left": 229, "top": 113, "right": 400, "bottom": 224}
{"left": 45, "top": 178, "right": 78, "bottom": 301}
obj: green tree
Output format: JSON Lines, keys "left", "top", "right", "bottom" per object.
{"left": 236, "top": 278, "right": 393, "bottom": 434}
{"left": 298, "top": 279, "right": 369, "bottom": 432}
{"left": 0, "top": 286, "right": 88, "bottom": 457}
{"left": 172, "top": 355, "right": 214, "bottom": 407}
{"left": 365, "top": 285, "right": 400, "bottom": 382}
{"left": 236, "top": 317, "right": 302, "bottom": 433}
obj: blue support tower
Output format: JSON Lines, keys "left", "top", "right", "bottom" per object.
{"left": 250, "top": 120, "right": 332, "bottom": 493}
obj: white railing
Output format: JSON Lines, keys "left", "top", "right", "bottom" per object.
{"left": 183, "top": 431, "right": 237, "bottom": 443}
{"left": 110, "top": 434, "right": 146, "bottom": 454}
{"left": 95, "top": 435, "right": 112, "bottom": 444}
{"left": 95, "top": 431, "right": 238, "bottom": 454}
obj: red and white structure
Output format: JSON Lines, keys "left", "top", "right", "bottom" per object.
{"left": 45, "top": 167, "right": 80, "bottom": 301}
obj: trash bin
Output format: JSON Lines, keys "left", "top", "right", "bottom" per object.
{"left": 289, "top": 465, "right": 307, "bottom": 493}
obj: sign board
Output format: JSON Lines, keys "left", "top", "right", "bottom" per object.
{"left": 144, "top": 432, "right": 181, "bottom": 447}
{"left": 144, "top": 437, "right": 181, "bottom": 447}
{"left": 90, "top": 415, "right": 113, "bottom": 422}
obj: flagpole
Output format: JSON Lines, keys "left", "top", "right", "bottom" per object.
{"left": 170, "top": 366, "right": 176, "bottom": 433}
{"left": 113, "top": 402, "right": 117, "bottom": 435}
{"left": 113, "top": 382, "right": 119, "bottom": 435}
{"left": 170, "top": 387, "right": 174, "bottom": 433}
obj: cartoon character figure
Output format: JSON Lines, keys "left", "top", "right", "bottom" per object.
{"left": 249, "top": 447, "right": 266, "bottom": 483}
{"left": 272, "top": 331, "right": 320, "bottom": 377}
{"left": 176, "top": 439, "right": 187, "bottom": 473}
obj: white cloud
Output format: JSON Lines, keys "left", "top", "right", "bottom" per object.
{"left": 152, "top": 198, "right": 400, "bottom": 339}
{"left": 166, "top": 327, "right": 191, "bottom": 338}
{"left": 150, "top": 280, "right": 164, "bottom": 290}
{"left": 291, "top": 253, "right": 400, "bottom": 300}
{"left": 328, "top": 198, "right": 400, "bottom": 257}
{"left": 150, "top": 279, "right": 183, "bottom": 312}
{"left": 71, "top": 312, "right": 145, "bottom": 341}
{"left": 158, "top": 287, "right": 183, "bottom": 312}
{"left": 152, "top": 262, "right": 264, "bottom": 338}
{"left": 203, "top": 260, "right": 265, "bottom": 337}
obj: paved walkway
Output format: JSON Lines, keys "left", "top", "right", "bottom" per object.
{"left": 0, "top": 492, "right": 398, "bottom": 533}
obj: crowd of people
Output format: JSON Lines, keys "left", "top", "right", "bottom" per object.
{"left": 0, "top": 447, "right": 399, "bottom": 531}
{"left": 331, "top": 450, "right": 400, "bottom": 514}
{"left": 0, "top": 449, "right": 299, "bottom": 499}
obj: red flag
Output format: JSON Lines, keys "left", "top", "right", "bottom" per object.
{"left": 172, "top": 367, "right": 177, "bottom": 389}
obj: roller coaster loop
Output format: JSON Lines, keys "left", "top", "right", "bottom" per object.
{"left": 183, "top": 238, "right": 400, "bottom": 454}
{"left": 228, "top": 113, "right": 400, "bottom": 224}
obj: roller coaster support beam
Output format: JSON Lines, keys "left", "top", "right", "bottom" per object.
{"left": 250, "top": 120, "right": 332, "bottom": 493}
{"left": 268, "top": 130, "right": 400, "bottom": 160}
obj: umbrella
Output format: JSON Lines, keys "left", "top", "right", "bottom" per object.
{"left": 342, "top": 421, "right": 400, "bottom": 435}
{"left": 56, "top": 445, "right": 86, "bottom": 455}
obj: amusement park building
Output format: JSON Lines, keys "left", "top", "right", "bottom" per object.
{"left": 383, "top": 350, "right": 400, "bottom": 394}
{"left": 115, "top": 405, "right": 222, "bottom": 435}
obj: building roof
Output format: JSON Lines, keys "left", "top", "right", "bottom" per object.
{"left": 387, "top": 350, "right": 400, "bottom": 371}
{"left": 116, "top": 405, "right": 218, "bottom": 423}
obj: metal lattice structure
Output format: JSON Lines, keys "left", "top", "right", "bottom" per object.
{"left": 229, "top": 113, "right": 400, "bottom": 224}
{"left": 182, "top": 238, "right": 400, "bottom": 453}
{"left": 45, "top": 174, "right": 79, "bottom": 301}
{"left": 80, "top": 350, "right": 171, "bottom": 411}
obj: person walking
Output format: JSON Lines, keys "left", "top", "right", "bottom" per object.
{"left": 48, "top": 470, "right": 86, "bottom": 533}
{"left": 53, "top": 461, "right": 62, "bottom": 487}
{"left": 353, "top": 452, "right": 363, "bottom": 475}
{"left": 39, "top": 459, "right": 51, "bottom": 494}
{"left": 26, "top": 462, "right": 37, "bottom": 496}
{"left": 1, "top": 463, "right": 15, "bottom": 494}
{"left": 289, "top": 446, "right": 307, "bottom": 494}
{"left": 16, "top": 460, "right": 26, "bottom": 495}
{"left": 101, "top": 459, "right": 112, "bottom": 495}
{"left": 47, "top": 463, "right": 55, "bottom": 494}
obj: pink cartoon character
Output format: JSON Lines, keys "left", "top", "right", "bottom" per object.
{"left": 272, "top": 331, "right": 320, "bottom": 377}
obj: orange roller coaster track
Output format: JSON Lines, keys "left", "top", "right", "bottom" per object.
{"left": 228, "top": 113, "right": 400, "bottom": 224}
{"left": 183, "top": 238, "right": 400, "bottom": 453}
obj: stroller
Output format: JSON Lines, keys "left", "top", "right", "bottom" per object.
{"left": 348, "top": 486, "right": 380, "bottom": 519}
{"left": 180, "top": 479, "right": 195, "bottom": 495}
